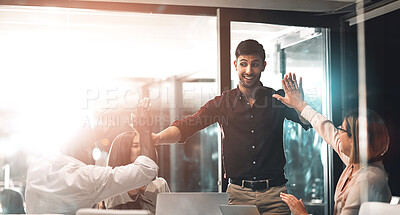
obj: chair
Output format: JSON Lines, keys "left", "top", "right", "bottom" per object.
{"left": 0, "top": 189, "right": 25, "bottom": 214}
{"left": 76, "top": 208, "right": 152, "bottom": 215}
{"left": 359, "top": 202, "right": 400, "bottom": 215}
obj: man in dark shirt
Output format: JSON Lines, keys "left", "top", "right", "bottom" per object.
{"left": 153, "top": 39, "right": 310, "bottom": 214}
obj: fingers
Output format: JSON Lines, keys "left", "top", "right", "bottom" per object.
{"left": 281, "top": 193, "right": 308, "bottom": 215}
{"left": 131, "top": 97, "right": 153, "bottom": 132}
{"left": 272, "top": 94, "right": 282, "bottom": 100}
{"left": 299, "top": 77, "right": 303, "bottom": 89}
{"left": 288, "top": 73, "right": 293, "bottom": 82}
{"left": 130, "top": 113, "right": 135, "bottom": 128}
{"left": 282, "top": 75, "right": 291, "bottom": 91}
{"left": 288, "top": 73, "right": 296, "bottom": 90}
{"left": 293, "top": 73, "right": 299, "bottom": 89}
{"left": 284, "top": 73, "right": 302, "bottom": 91}
{"left": 280, "top": 192, "right": 299, "bottom": 205}
{"left": 280, "top": 193, "right": 296, "bottom": 209}
{"left": 138, "top": 97, "right": 151, "bottom": 113}
{"left": 300, "top": 199, "right": 305, "bottom": 207}
{"left": 143, "top": 97, "right": 150, "bottom": 110}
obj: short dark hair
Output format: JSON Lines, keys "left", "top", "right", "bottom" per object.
{"left": 235, "top": 39, "right": 266, "bottom": 62}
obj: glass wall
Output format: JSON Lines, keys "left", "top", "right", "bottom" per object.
{"left": 0, "top": 5, "right": 219, "bottom": 210}
{"left": 231, "top": 22, "right": 331, "bottom": 215}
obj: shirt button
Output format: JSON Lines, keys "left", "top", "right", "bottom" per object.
{"left": 250, "top": 115, "right": 253, "bottom": 118}
{"left": 252, "top": 145, "right": 255, "bottom": 149}
{"left": 251, "top": 130, "right": 254, "bottom": 133}
{"left": 253, "top": 161, "right": 256, "bottom": 165}
{"left": 239, "top": 96, "right": 242, "bottom": 100}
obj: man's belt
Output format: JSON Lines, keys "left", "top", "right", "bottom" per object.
{"left": 229, "top": 177, "right": 288, "bottom": 191}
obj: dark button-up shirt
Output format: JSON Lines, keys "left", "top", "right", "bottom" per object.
{"left": 171, "top": 85, "right": 309, "bottom": 180}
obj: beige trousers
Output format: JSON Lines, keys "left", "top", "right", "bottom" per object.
{"left": 227, "top": 183, "right": 290, "bottom": 215}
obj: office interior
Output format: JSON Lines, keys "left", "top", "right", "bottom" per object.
{"left": 0, "top": 0, "right": 399, "bottom": 214}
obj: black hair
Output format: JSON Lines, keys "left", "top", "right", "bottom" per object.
{"left": 235, "top": 39, "right": 266, "bottom": 62}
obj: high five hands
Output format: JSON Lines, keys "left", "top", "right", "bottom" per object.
{"left": 131, "top": 97, "right": 157, "bottom": 161}
{"left": 272, "top": 73, "right": 308, "bottom": 112}
{"left": 131, "top": 97, "right": 153, "bottom": 133}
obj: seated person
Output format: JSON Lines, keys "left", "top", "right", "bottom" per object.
{"left": 274, "top": 73, "right": 391, "bottom": 215}
{"left": 25, "top": 98, "right": 158, "bottom": 214}
{"left": 103, "top": 131, "right": 170, "bottom": 214}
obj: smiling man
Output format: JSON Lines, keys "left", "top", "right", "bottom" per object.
{"left": 153, "top": 39, "right": 310, "bottom": 214}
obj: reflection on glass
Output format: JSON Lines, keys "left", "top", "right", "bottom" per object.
{"left": 0, "top": 5, "right": 219, "bottom": 204}
{"left": 152, "top": 81, "right": 219, "bottom": 192}
{"left": 231, "top": 22, "right": 330, "bottom": 215}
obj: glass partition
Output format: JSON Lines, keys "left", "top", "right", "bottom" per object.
{"left": 231, "top": 22, "right": 331, "bottom": 215}
{"left": 0, "top": 6, "right": 219, "bottom": 210}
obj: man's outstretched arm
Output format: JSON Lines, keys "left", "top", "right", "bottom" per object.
{"left": 153, "top": 126, "right": 181, "bottom": 145}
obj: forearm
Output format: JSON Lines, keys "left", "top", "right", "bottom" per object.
{"left": 295, "top": 104, "right": 310, "bottom": 125}
{"left": 95, "top": 156, "right": 158, "bottom": 203}
{"left": 154, "top": 126, "right": 181, "bottom": 145}
{"left": 140, "top": 130, "right": 156, "bottom": 162}
{"left": 300, "top": 105, "right": 347, "bottom": 163}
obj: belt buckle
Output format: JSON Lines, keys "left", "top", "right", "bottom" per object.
{"left": 241, "top": 179, "right": 269, "bottom": 190}
{"left": 252, "top": 179, "right": 269, "bottom": 191}
{"left": 265, "top": 179, "right": 269, "bottom": 188}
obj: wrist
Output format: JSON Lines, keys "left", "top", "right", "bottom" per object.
{"left": 153, "top": 133, "right": 160, "bottom": 144}
{"left": 296, "top": 102, "right": 307, "bottom": 113}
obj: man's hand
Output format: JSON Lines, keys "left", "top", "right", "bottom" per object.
{"left": 280, "top": 192, "right": 308, "bottom": 215}
{"left": 272, "top": 73, "right": 307, "bottom": 112}
{"left": 151, "top": 126, "right": 181, "bottom": 145}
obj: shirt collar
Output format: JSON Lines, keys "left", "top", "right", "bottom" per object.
{"left": 236, "top": 81, "right": 266, "bottom": 100}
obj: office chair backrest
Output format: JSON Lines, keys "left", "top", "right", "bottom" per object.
{"left": 0, "top": 189, "right": 25, "bottom": 214}
{"left": 359, "top": 201, "right": 400, "bottom": 215}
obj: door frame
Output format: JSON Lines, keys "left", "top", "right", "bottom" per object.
{"left": 216, "top": 8, "right": 342, "bottom": 215}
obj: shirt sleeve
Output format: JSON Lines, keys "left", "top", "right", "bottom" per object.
{"left": 171, "top": 95, "right": 223, "bottom": 143}
{"left": 301, "top": 105, "right": 349, "bottom": 165}
{"left": 25, "top": 155, "right": 158, "bottom": 214}
{"left": 92, "top": 155, "right": 158, "bottom": 204}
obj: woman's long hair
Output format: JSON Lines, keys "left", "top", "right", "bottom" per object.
{"left": 344, "top": 109, "right": 390, "bottom": 163}
{"left": 107, "top": 131, "right": 136, "bottom": 168}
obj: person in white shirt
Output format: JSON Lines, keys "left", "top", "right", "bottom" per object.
{"left": 25, "top": 98, "right": 158, "bottom": 214}
{"left": 103, "top": 131, "right": 170, "bottom": 214}
{"left": 273, "top": 73, "right": 391, "bottom": 215}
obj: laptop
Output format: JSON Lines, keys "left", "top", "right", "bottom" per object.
{"left": 219, "top": 204, "right": 260, "bottom": 215}
{"left": 76, "top": 208, "right": 152, "bottom": 215}
{"left": 155, "top": 192, "right": 229, "bottom": 215}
